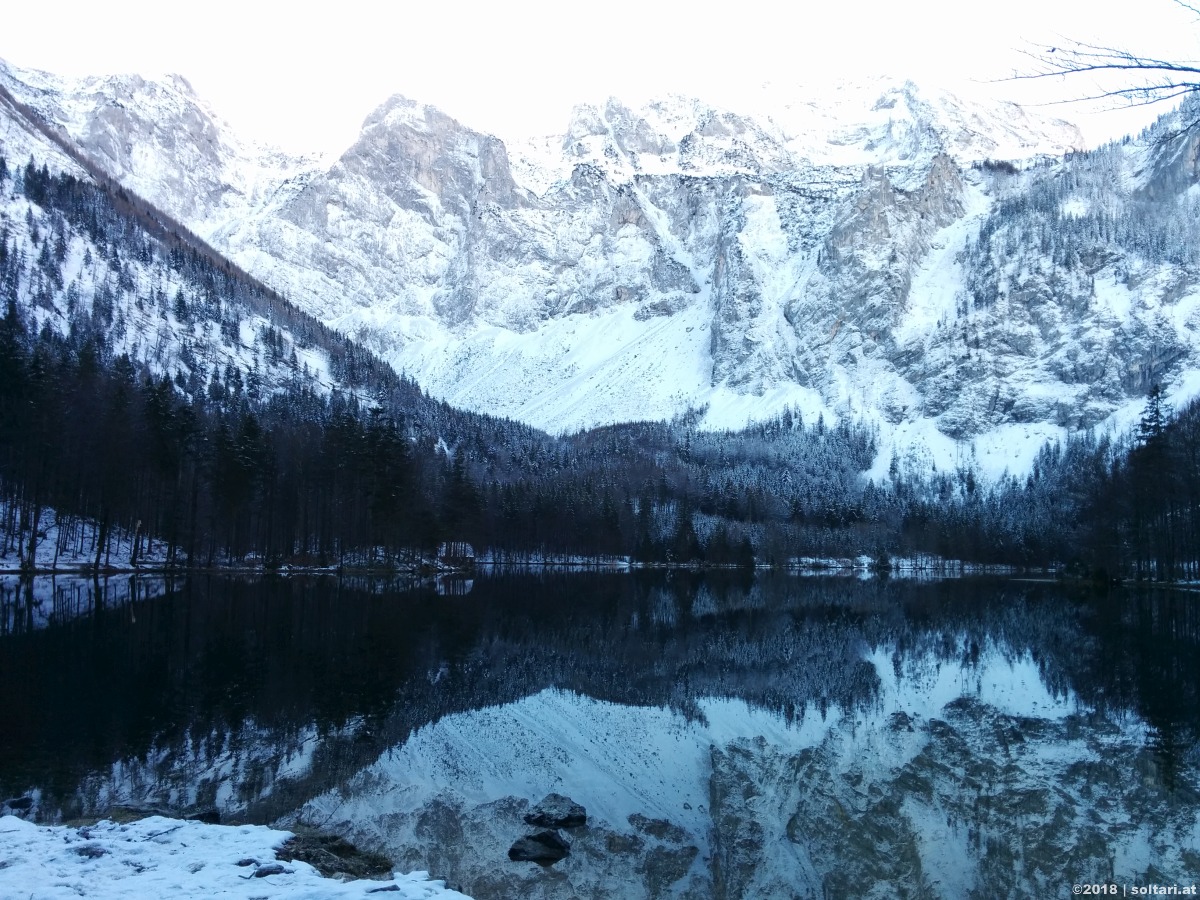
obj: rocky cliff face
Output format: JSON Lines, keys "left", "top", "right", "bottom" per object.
{"left": 0, "top": 59, "right": 317, "bottom": 224}
{"left": 6, "top": 58, "right": 1199, "bottom": 475}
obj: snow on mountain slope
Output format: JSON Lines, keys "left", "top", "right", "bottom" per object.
{"left": 506, "top": 79, "right": 1084, "bottom": 193}
{"left": 6, "top": 57, "right": 1200, "bottom": 478}
{"left": 393, "top": 300, "right": 718, "bottom": 433}
{"left": 0, "top": 167, "right": 338, "bottom": 410}
{"left": 0, "top": 58, "right": 321, "bottom": 228}
{"left": 0, "top": 85, "right": 87, "bottom": 180}
{"left": 754, "top": 77, "right": 1084, "bottom": 169}
{"left": 0, "top": 78, "right": 378, "bottom": 430}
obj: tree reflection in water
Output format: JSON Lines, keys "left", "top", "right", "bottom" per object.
{"left": 0, "top": 572, "right": 1197, "bottom": 895}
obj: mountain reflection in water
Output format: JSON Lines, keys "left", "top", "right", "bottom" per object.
{"left": 1, "top": 572, "right": 1198, "bottom": 898}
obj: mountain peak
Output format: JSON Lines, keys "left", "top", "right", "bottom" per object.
{"left": 8, "top": 56, "right": 1174, "bottom": 478}
{"left": 362, "top": 93, "right": 468, "bottom": 135}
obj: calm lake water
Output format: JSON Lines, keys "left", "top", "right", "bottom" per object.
{"left": 2, "top": 572, "right": 1199, "bottom": 899}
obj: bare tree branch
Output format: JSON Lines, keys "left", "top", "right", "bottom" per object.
{"left": 1009, "top": 39, "right": 1200, "bottom": 108}
{"left": 1002, "top": 18, "right": 1200, "bottom": 142}
{"left": 1171, "top": 0, "right": 1200, "bottom": 20}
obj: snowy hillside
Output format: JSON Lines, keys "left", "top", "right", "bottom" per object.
{"left": 5, "top": 57, "right": 1200, "bottom": 477}
{"left": 0, "top": 90, "right": 347, "bottom": 415}
{"left": 0, "top": 59, "right": 322, "bottom": 228}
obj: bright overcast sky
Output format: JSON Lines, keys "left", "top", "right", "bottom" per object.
{"left": 2, "top": 0, "right": 1199, "bottom": 153}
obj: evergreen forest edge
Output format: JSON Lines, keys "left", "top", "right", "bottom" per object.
{"left": 1, "top": 153, "right": 1198, "bottom": 580}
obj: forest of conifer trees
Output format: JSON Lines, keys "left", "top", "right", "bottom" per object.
{"left": 1, "top": 152, "right": 1199, "bottom": 578}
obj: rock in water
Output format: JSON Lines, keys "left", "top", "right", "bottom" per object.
{"left": 508, "top": 830, "right": 571, "bottom": 864}
{"left": 523, "top": 793, "right": 587, "bottom": 828}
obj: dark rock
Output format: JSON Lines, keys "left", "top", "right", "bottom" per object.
{"left": 253, "top": 862, "right": 292, "bottom": 878}
{"left": 508, "top": 829, "right": 571, "bottom": 864}
{"left": 629, "top": 813, "right": 686, "bottom": 843}
{"left": 367, "top": 887, "right": 402, "bottom": 894}
{"left": 276, "top": 831, "right": 393, "bottom": 880}
{"left": 523, "top": 793, "right": 587, "bottom": 829}
{"left": 639, "top": 844, "right": 700, "bottom": 896}
{"left": 74, "top": 844, "right": 107, "bottom": 859}
{"left": 236, "top": 858, "right": 258, "bottom": 867}
{"left": 5, "top": 796, "right": 33, "bottom": 811}
{"left": 888, "top": 711, "right": 914, "bottom": 732}
{"left": 185, "top": 807, "right": 221, "bottom": 825}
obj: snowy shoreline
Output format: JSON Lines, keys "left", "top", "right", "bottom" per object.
{"left": 0, "top": 814, "right": 470, "bottom": 899}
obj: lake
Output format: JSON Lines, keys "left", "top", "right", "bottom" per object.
{"left": 1, "top": 572, "right": 1198, "bottom": 898}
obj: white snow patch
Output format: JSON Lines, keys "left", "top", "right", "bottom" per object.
{"left": 0, "top": 815, "right": 468, "bottom": 900}
{"left": 868, "top": 644, "right": 1079, "bottom": 722}
{"left": 895, "top": 179, "right": 990, "bottom": 346}
{"left": 393, "top": 303, "right": 715, "bottom": 435}
{"left": 1093, "top": 273, "right": 1134, "bottom": 321}
{"left": 1061, "top": 197, "right": 1090, "bottom": 218}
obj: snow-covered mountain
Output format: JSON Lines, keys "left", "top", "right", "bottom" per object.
{"left": 0, "top": 70, "right": 385, "bottom": 427}
{"left": 0, "top": 60, "right": 320, "bottom": 227}
{"left": 6, "top": 58, "right": 1200, "bottom": 477}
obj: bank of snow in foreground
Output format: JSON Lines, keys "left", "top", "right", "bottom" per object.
{"left": 0, "top": 815, "right": 470, "bottom": 899}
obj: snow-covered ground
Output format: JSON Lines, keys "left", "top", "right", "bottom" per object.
{"left": 0, "top": 503, "right": 174, "bottom": 573}
{"left": 0, "top": 815, "right": 470, "bottom": 900}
